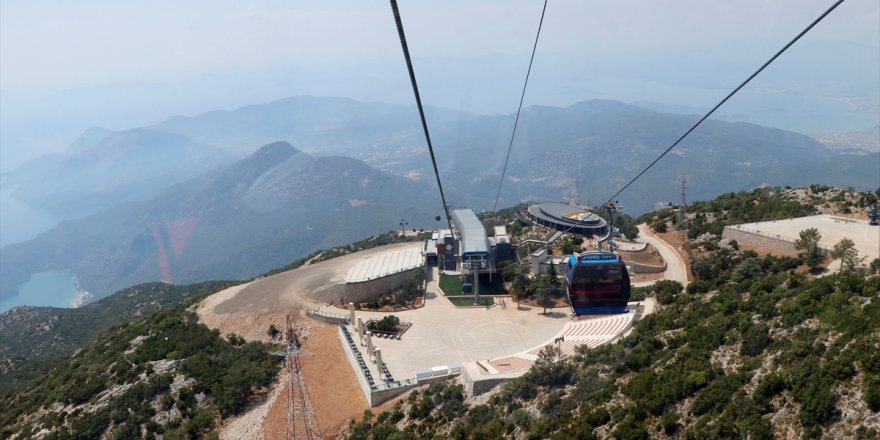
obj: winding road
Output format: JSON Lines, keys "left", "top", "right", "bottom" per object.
{"left": 635, "top": 224, "right": 690, "bottom": 287}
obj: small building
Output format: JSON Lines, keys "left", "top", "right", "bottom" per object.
{"left": 424, "top": 238, "right": 438, "bottom": 265}
{"left": 437, "top": 229, "right": 457, "bottom": 271}
{"left": 493, "top": 225, "right": 514, "bottom": 262}
{"left": 530, "top": 248, "right": 565, "bottom": 275}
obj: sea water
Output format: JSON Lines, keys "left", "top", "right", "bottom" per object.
{"left": 0, "top": 271, "right": 82, "bottom": 313}
{"left": 1, "top": 188, "right": 90, "bottom": 312}
{"left": 0, "top": 187, "right": 61, "bottom": 247}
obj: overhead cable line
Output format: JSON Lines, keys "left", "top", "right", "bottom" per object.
{"left": 551, "top": 0, "right": 846, "bottom": 239}
{"left": 599, "top": 0, "right": 846, "bottom": 207}
{"left": 389, "top": 0, "right": 455, "bottom": 235}
{"left": 492, "top": 0, "right": 549, "bottom": 212}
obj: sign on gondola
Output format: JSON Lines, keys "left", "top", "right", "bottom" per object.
{"left": 577, "top": 252, "right": 617, "bottom": 262}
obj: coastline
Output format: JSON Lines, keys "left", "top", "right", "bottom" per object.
{"left": 70, "top": 276, "right": 93, "bottom": 308}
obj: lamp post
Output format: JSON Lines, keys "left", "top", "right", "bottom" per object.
{"left": 399, "top": 218, "right": 408, "bottom": 235}
{"left": 554, "top": 336, "right": 564, "bottom": 361}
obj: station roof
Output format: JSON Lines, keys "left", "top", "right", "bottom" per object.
{"left": 526, "top": 202, "right": 606, "bottom": 230}
{"left": 451, "top": 209, "right": 488, "bottom": 254}
{"left": 537, "top": 203, "right": 602, "bottom": 224}
{"left": 344, "top": 247, "right": 423, "bottom": 283}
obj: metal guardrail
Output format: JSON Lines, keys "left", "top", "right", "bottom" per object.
{"left": 308, "top": 309, "right": 350, "bottom": 325}
{"left": 338, "top": 323, "right": 417, "bottom": 395}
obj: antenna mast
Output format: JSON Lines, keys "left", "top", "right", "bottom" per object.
{"left": 677, "top": 175, "right": 688, "bottom": 232}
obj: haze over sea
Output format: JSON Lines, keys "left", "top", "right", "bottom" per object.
{"left": 0, "top": 187, "right": 61, "bottom": 247}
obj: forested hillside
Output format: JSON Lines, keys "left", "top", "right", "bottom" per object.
{"left": 0, "top": 281, "right": 238, "bottom": 397}
{"left": 0, "top": 299, "right": 281, "bottom": 439}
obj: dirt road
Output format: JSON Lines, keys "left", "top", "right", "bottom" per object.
{"left": 636, "top": 224, "right": 689, "bottom": 287}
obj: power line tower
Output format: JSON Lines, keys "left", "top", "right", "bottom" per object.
{"left": 677, "top": 175, "right": 688, "bottom": 233}
{"left": 274, "top": 315, "right": 321, "bottom": 440}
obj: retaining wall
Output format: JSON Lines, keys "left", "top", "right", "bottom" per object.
{"left": 337, "top": 325, "right": 417, "bottom": 406}
{"left": 625, "top": 260, "right": 667, "bottom": 274}
{"left": 722, "top": 226, "right": 798, "bottom": 253}
{"left": 460, "top": 362, "right": 524, "bottom": 396}
{"left": 312, "top": 267, "right": 422, "bottom": 304}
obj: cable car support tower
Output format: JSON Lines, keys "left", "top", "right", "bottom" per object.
{"left": 273, "top": 315, "right": 321, "bottom": 440}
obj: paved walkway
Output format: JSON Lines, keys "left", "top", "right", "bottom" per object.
{"left": 341, "top": 267, "right": 569, "bottom": 380}
{"left": 475, "top": 300, "right": 652, "bottom": 375}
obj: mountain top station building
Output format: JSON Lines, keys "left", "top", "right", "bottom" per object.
{"left": 516, "top": 202, "right": 607, "bottom": 237}
{"left": 427, "top": 209, "right": 514, "bottom": 274}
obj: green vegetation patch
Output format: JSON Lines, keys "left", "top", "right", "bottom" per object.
{"left": 447, "top": 296, "right": 495, "bottom": 307}
{"left": 639, "top": 186, "right": 822, "bottom": 238}
{"left": 367, "top": 315, "right": 401, "bottom": 333}
{"left": 439, "top": 273, "right": 506, "bottom": 296}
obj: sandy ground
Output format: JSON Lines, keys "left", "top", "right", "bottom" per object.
{"left": 262, "top": 322, "right": 366, "bottom": 440}
{"left": 196, "top": 283, "right": 294, "bottom": 342}
{"left": 734, "top": 215, "right": 879, "bottom": 262}
{"left": 212, "top": 243, "right": 421, "bottom": 315}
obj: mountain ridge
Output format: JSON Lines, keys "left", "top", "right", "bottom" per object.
{"left": 3, "top": 128, "right": 236, "bottom": 214}
{"left": 0, "top": 141, "right": 435, "bottom": 301}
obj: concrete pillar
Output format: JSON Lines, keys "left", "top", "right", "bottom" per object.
{"left": 357, "top": 317, "right": 365, "bottom": 342}
{"left": 474, "top": 267, "right": 480, "bottom": 306}
{"left": 366, "top": 332, "right": 373, "bottom": 359}
{"left": 375, "top": 348, "right": 383, "bottom": 370}
{"left": 348, "top": 302, "right": 355, "bottom": 325}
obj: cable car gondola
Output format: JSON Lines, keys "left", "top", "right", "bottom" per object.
{"left": 563, "top": 202, "right": 630, "bottom": 316}
{"left": 564, "top": 251, "right": 630, "bottom": 315}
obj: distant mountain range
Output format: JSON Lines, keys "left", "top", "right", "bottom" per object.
{"left": 143, "top": 97, "right": 880, "bottom": 213}
{"left": 419, "top": 99, "right": 877, "bottom": 212}
{"left": 6, "top": 96, "right": 877, "bottom": 216}
{"left": 0, "top": 142, "right": 436, "bottom": 300}
{"left": 152, "top": 95, "right": 472, "bottom": 157}
{"left": 3, "top": 128, "right": 235, "bottom": 214}
{"left": 1, "top": 96, "right": 877, "bottom": 303}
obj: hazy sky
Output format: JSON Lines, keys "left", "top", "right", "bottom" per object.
{"left": 2, "top": 0, "right": 877, "bottom": 100}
